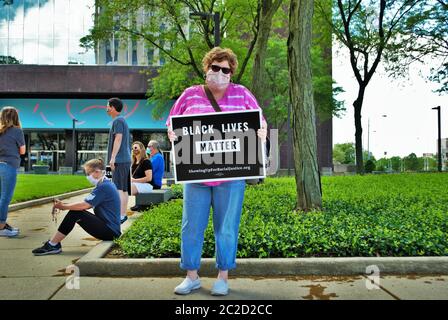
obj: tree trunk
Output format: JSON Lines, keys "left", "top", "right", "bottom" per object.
{"left": 353, "top": 86, "right": 366, "bottom": 174}
{"left": 251, "top": 0, "right": 283, "bottom": 104}
{"left": 288, "top": 0, "right": 322, "bottom": 212}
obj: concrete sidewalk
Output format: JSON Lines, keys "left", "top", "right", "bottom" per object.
{"left": 51, "top": 274, "right": 447, "bottom": 300}
{"left": 1, "top": 193, "right": 447, "bottom": 300}
{"left": 0, "top": 193, "right": 138, "bottom": 300}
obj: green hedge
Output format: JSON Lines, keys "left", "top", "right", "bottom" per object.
{"left": 116, "top": 174, "right": 448, "bottom": 258}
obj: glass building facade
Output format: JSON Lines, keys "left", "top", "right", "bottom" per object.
{"left": 0, "top": 0, "right": 165, "bottom": 66}
{"left": 0, "top": 1, "right": 173, "bottom": 173}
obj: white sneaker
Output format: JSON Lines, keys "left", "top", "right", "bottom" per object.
{"left": 0, "top": 224, "right": 19, "bottom": 237}
{"left": 5, "top": 223, "right": 19, "bottom": 232}
{"left": 174, "top": 276, "right": 201, "bottom": 295}
{"left": 211, "top": 279, "right": 229, "bottom": 296}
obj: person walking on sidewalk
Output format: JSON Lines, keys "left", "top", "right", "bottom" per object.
{"left": 166, "top": 47, "right": 267, "bottom": 296}
{"left": 146, "top": 140, "right": 164, "bottom": 190}
{"left": 32, "top": 159, "right": 121, "bottom": 256}
{"left": 106, "top": 97, "right": 131, "bottom": 224}
{"left": 0, "top": 107, "right": 25, "bottom": 238}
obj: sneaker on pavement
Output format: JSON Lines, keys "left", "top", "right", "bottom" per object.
{"left": 0, "top": 224, "right": 19, "bottom": 237}
{"left": 5, "top": 223, "right": 19, "bottom": 232}
{"left": 211, "top": 279, "right": 229, "bottom": 296}
{"left": 174, "top": 276, "right": 201, "bottom": 295}
{"left": 120, "top": 216, "right": 128, "bottom": 224}
{"left": 32, "top": 241, "right": 62, "bottom": 256}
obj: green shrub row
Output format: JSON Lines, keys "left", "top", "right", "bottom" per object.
{"left": 116, "top": 173, "right": 448, "bottom": 258}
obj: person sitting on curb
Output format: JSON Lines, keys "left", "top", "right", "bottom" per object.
{"left": 130, "top": 141, "right": 153, "bottom": 211}
{"left": 32, "top": 159, "right": 121, "bottom": 256}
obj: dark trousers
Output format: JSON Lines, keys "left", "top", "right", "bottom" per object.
{"left": 58, "top": 210, "right": 117, "bottom": 240}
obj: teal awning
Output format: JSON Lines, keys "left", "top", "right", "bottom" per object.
{"left": 0, "top": 99, "right": 170, "bottom": 130}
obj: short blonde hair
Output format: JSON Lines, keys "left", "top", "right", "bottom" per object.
{"left": 83, "top": 158, "right": 105, "bottom": 172}
{"left": 202, "top": 47, "right": 238, "bottom": 75}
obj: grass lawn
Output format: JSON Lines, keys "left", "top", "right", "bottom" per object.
{"left": 10, "top": 174, "right": 91, "bottom": 204}
{"left": 117, "top": 173, "right": 448, "bottom": 258}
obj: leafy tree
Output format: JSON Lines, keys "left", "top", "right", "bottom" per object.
{"left": 364, "top": 159, "right": 376, "bottom": 173}
{"left": 251, "top": 0, "right": 283, "bottom": 106}
{"left": 404, "top": 153, "right": 422, "bottom": 171}
{"left": 333, "top": 142, "right": 355, "bottom": 164}
{"left": 389, "top": 0, "right": 448, "bottom": 93}
{"left": 375, "top": 158, "right": 389, "bottom": 172}
{"left": 317, "top": 0, "right": 423, "bottom": 173}
{"left": 83, "top": 0, "right": 342, "bottom": 129}
{"left": 390, "top": 156, "right": 402, "bottom": 171}
{"left": 0, "top": 56, "right": 21, "bottom": 64}
{"left": 288, "top": 0, "right": 322, "bottom": 211}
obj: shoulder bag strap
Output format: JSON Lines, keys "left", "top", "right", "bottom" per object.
{"left": 204, "top": 85, "right": 222, "bottom": 112}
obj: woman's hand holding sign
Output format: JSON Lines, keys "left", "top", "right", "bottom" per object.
{"left": 257, "top": 121, "right": 267, "bottom": 143}
{"left": 168, "top": 128, "right": 178, "bottom": 142}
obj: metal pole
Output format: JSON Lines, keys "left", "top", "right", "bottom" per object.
{"left": 437, "top": 106, "right": 442, "bottom": 172}
{"left": 213, "top": 12, "right": 220, "bottom": 47}
{"left": 367, "top": 118, "right": 370, "bottom": 160}
{"left": 72, "top": 119, "right": 77, "bottom": 175}
{"left": 432, "top": 106, "right": 442, "bottom": 172}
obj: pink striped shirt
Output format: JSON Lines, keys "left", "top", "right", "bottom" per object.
{"left": 166, "top": 84, "right": 264, "bottom": 186}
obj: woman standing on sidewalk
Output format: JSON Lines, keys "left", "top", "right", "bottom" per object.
{"left": 0, "top": 107, "right": 25, "bottom": 238}
{"left": 166, "top": 47, "right": 267, "bottom": 296}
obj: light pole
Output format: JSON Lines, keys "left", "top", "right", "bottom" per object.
{"left": 367, "top": 119, "right": 374, "bottom": 160}
{"left": 432, "top": 106, "right": 442, "bottom": 172}
{"left": 189, "top": 11, "right": 221, "bottom": 47}
{"left": 367, "top": 115, "right": 387, "bottom": 160}
{"left": 72, "top": 119, "right": 78, "bottom": 175}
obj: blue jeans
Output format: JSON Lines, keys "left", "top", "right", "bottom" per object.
{"left": 180, "top": 180, "right": 246, "bottom": 271}
{"left": 0, "top": 163, "right": 18, "bottom": 224}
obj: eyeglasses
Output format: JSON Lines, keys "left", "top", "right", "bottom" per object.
{"left": 132, "top": 147, "right": 140, "bottom": 151}
{"left": 210, "top": 65, "right": 231, "bottom": 74}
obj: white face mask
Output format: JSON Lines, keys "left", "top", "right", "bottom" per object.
{"left": 87, "top": 174, "right": 100, "bottom": 186}
{"left": 206, "top": 70, "right": 230, "bottom": 89}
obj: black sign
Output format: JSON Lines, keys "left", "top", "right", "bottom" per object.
{"left": 170, "top": 110, "right": 266, "bottom": 183}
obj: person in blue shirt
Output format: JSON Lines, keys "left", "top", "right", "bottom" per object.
{"left": 32, "top": 159, "right": 121, "bottom": 256}
{"left": 146, "top": 140, "right": 165, "bottom": 189}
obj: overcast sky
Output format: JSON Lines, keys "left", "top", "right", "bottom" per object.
{"left": 332, "top": 46, "right": 448, "bottom": 159}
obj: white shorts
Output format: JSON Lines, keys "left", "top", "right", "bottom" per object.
{"left": 133, "top": 182, "right": 153, "bottom": 194}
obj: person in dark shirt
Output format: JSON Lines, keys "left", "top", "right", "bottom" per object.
{"left": 0, "top": 107, "right": 26, "bottom": 238}
{"left": 32, "top": 159, "right": 121, "bottom": 256}
{"left": 131, "top": 141, "right": 153, "bottom": 195}
{"left": 130, "top": 142, "right": 153, "bottom": 211}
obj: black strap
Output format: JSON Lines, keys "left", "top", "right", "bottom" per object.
{"left": 204, "top": 85, "right": 222, "bottom": 112}
{"left": 132, "top": 159, "right": 144, "bottom": 178}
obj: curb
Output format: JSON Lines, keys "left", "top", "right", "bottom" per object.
{"left": 9, "top": 188, "right": 94, "bottom": 212}
{"left": 77, "top": 241, "right": 448, "bottom": 277}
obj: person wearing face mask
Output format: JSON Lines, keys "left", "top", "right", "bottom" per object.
{"left": 130, "top": 142, "right": 153, "bottom": 211}
{"left": 32, "top": 159, "right": 121, "bottom": 256}
{"left": 146, "top": 140, "right": 164, "bottom": 190}
{"left": 166, "top": 47, "right": 268, "bottom": 296}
